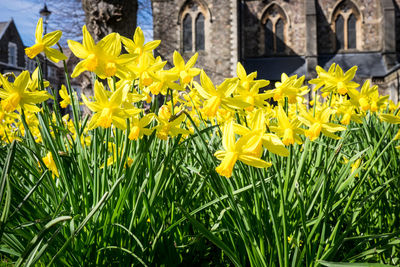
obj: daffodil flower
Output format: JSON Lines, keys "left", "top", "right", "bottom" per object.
{"left": 59, "top": 85, "right": 71, "bottom": 108}
{"left": 270, "top": 106, "right": 304, "bottom": 146}
{"left": 309, "top": 64, "right": 359, "bottom": 95}
{"left": 348, "top": 80, "right": 388, "bottom": 112}
{"left": 68, "top": 26, "right": 137, "bottom": 79}
{"left": 235, "top": 80, "right": 270, "bottom": 111}
{"left": 154, "top": 105, "right": 190, "bottom": 140}
{"left": 236, "top": 62, "right": 259, "bottom": 91}
{"left": 82, "top": 80, "right": 141, "bottom": 130}
{"left": 25, "top": 18, "right": 67, "bottom": 63}
{"left": 333, "top": 97, "right": 362, "bottom": 125}
{"left": 234, "top": 109, "right": 289, "bottom": 156}
{"left": 121, "top": 26, "right": 161, "bottom": 61}
{"left": 0, "top": 71, "right": 51, "bottom": 113}
{"left": 264, "top": 73, "right": 309, "bottom": 104}
{"left": 126, "top": 54, "right": 166, "bottom": 88}
{"left": 215, "top": 120, "right": 271, "bottom": 178}
{"left": 148, "top": 69, "right": 181, "bottom": 95}
{"left": 129, "top": 113, "right": 156, "bottom": 140}
{"left": 27, "top": 68, "right": 50, "bottom": 91}
{"left": 299, "top": 107, "right": 346, "bottom": 141}
{"left": 170, "top": 51, "right": 200, "bottom": 86}
{"left": 194, "top": 71, "right": 248, "bottom": 118}
{"left": 42, "top": 151, "right": 59, "bottom": 178}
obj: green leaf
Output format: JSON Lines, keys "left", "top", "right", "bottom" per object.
{"left": 15, "top": 216, "right": 72, "bottom": 267}
{"left": 0, "top": 141, "right": 17, "bottom": 240}
{"left": 319, "top": 260, "right": 393, "bottom": 267}
{"left": 176, "top": 202, "right": 242, "bottom": 267}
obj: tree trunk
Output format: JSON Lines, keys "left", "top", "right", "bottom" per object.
{"left": 81, "top": 0, "right": 138, "bottom": 41}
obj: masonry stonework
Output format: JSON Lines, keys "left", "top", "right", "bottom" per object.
{"left": 152, "top": 0, "right": 400, "bottom": 102}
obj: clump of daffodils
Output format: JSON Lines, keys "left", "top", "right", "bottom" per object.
{"left": 0, "top": 19, "right": 398, "bottom": 179}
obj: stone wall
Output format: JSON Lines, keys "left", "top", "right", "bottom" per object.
{"left": 152, "top": 0, "right": 399, "bottom": 101}
{"left": 317, "top": 0, "right": 382, "bottom": 53}
{"left": 152, "top": 0, "right": 235, "bottom": 84}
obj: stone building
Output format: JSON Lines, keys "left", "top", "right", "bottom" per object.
{"left": 152, "top": 0, "right": 400, "bottom": 101}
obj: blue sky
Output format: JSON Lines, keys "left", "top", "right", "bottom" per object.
{"left": 0, "top": 0, "right": 153, "bottom": 47}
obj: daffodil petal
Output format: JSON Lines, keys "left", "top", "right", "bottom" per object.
{"left": 68, "top": 40, "right": 89, "bottom": 59}
{"left": 238, "top": 154, "right": 272, "bottom": 169}
{"left": 35, "top": 18, "right": 43, "bottom": 43}
{"left": 44, "top": 47, "right": 67, "bottom": 63}
{"left": 43, "top": 30, "right": 62, "bottom": 47}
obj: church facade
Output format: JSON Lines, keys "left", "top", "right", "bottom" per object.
{"left": 152, "top": 0, "right": 400, "bottom": 101}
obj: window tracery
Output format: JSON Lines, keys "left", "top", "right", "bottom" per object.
{"left": 332, "top": 0, "right": 360, "bottom": 51}
{"left": 180, "top": 1, "right": 207, "bottom": 53}
{"left": 261, "top": 4, "right": 288, "bottom": 55}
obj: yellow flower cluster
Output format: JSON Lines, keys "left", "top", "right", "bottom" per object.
{"left": 1, "top": 19, "right": 399, "bottom": 178}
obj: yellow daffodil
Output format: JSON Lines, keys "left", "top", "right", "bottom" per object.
{"left": 25, "top": 18, "right": 67, "bottom": 63}
{"left": 309, "top": 64, "right": 359, "bottom": 95}
{"left": 234, "top": 109, "right": 289, "bottom": 156}
{"left": 148, "top": 69, "right": 181, "bottom": 95}
{"left": 27, "top": 67, "right": 50, "bottom": 91}
{"left": 333, "top": 97, "right": 362, "bottom": 125}
{"left": 154, "top": 105, "right": 190, "bottom": 140}
{"left": 348, "top": 80, "right": 388, "bottom": 112}
{"left": 129, "top": 113, "right": 156, "bottom": 140}
{"left": 270, "top": 106, "right": 304, "bottom": 146}
{"left": 68, "top": 26, "right": 137, "bottom": 79}
{"left": 42, "top": 151, "right": 59, "bottom": 178}
{"left": 299, "top": 107, "right": 346, "bottom": 141}
{"left": 265, "top": 73, "right": 309, "bottom": 104}
{"left": 215, "top": 120, "right": 271, "bottom": 178}
{"left": 59, "top": 85, "right": 71, "bottom": 108}
{"left": 121, "top": 26, "right": 161, "bottom": 61}
{"left": 236, "top": 80, "right": 270, "bottom": 111}
{"left": 82, "top": 80, "right": 141, "bottom": 130}
{"left": 170, "top": 51, "right": 201, "bottom": 86}
{"left": 236, "top": 62, "right": 260, "bottom": 92}
{"left": 343, "top": 156, "right": 362, "bottom": 177}
{"left": 0, "top": 71, "right": 51, "bottom": 113}
{"left": 194, "top": 71, "right": 248, "bottom": 118}
{"left": 126, "top": 54, "right": 166, "bottom": 88}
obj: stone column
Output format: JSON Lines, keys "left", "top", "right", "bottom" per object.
{"left": 305, "top": 0, "right": 318, "bottom": 79}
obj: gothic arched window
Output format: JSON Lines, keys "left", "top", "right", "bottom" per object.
{"left": 180, "top": 1, "right": 208, "bottom": 53}
{"left": 332, "top": 0, "right": 360, "bottom": 51}
{"left": 261, "top": 4, "right": 288, "bottom": 55}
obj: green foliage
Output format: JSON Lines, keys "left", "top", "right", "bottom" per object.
{"left": 0, "top": 64, "right": 399, "bottom": 266}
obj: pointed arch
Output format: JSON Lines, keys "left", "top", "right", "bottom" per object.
{"left": 330, "top": 0, "right": 362, "bottom": 50}
{"left": 260, "top": 2, "right": 290, "bottom": 28}
{"left": 329, "top": 0, "right": 362, "bottom": 24}
{"left": 260, "top": 3, "right": 289, "bottom": 55}
{"left": 178, "top": 0, "right": 210, "bottom": 53}
{"left": 177, "top": 0, "right": 212, "bottom": 24}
